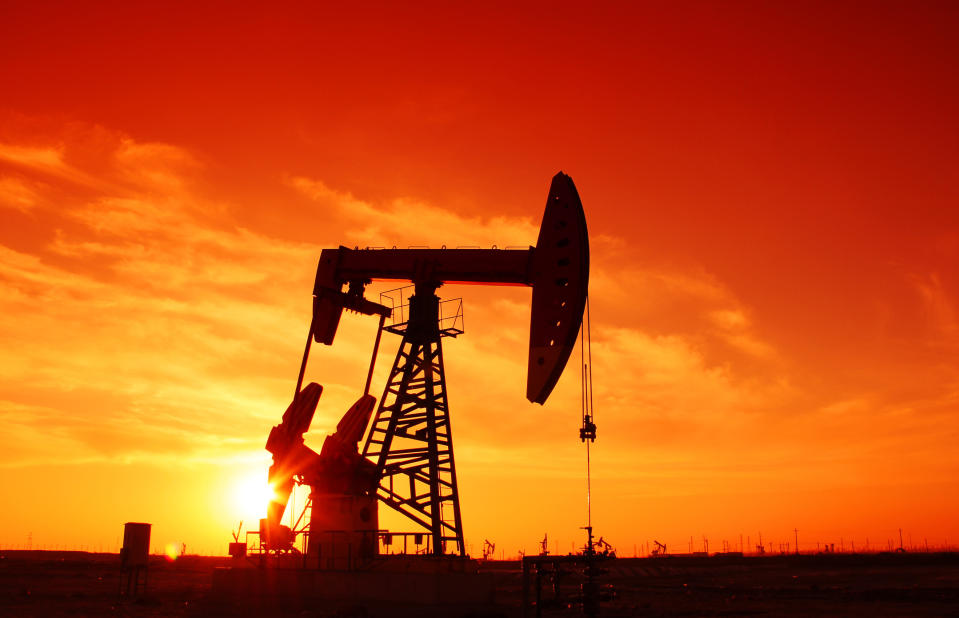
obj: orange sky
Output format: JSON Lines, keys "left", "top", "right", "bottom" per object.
{"left": 1, "top": 2, "right": 957, "bottom": 556}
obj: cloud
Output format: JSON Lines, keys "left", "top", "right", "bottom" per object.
{"left": 0, "top": 133, "right": 327, "bottom": 468}
{"left": 0, "top": 176, "right": 41, "bottom": 211}
{"left": 0, "top": 143, "right": 65, "bottom": 170}
{"left": 0, "top": 140, "right": 115, "bottom": 194}
{"left": 5, "top": 122, "right": 958, "bottom": 557}
{"left": 286, "top": 171, "right": 791, "bottom": 460}
{"left": 1, "top": 126, "right": 791, "bottom": 491}
{"left": 289, "top": 176, "right": 539, "bottom": 248}
{"left": 909, "top": 271, "right": 959, "bottom": 347}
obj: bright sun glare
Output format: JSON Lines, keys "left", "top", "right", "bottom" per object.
{"left": 164, "top": 542, "right": 183, "bottom": 561}
{"left": 231, "top": 472, "right": 275, "bottom": 525}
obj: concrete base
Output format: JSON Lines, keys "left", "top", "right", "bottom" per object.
{"left": 211, "top": 559, "right": 495, "bottom": 616}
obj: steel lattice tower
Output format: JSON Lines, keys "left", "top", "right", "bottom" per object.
{"left": 363, "top": 283, "right": 464, "bottom": 555}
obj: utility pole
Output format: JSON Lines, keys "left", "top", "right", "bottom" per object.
{"left": 794, "top": 528, "right": 799, "bottom": 555}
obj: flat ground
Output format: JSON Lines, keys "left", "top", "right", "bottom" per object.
{"left": 2, "top": 550, "right": 958, "bottom": 617}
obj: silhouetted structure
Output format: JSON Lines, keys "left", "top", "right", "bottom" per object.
{"left": 482, "top": 539, "right": 496, "bottom": 560}
{"left": 256, "top": 172, "right": 590, "bottom": 564}
{"left": 523, "top": 526, "right": 614, "bottom": 617}
{"left": 119, "top": 522, "right": 150, "bottom": 598}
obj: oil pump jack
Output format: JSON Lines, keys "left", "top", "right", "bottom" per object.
{"left": 262, "top": 172, "right": 589, "bottom": 566}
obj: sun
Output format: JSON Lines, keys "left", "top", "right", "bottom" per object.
{"left": 231, "top": 471, "right": 276, "bottom": 525}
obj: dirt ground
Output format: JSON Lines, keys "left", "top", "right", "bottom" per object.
{"left": 2, "top": 550, "right": 958, "bottom": 617}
